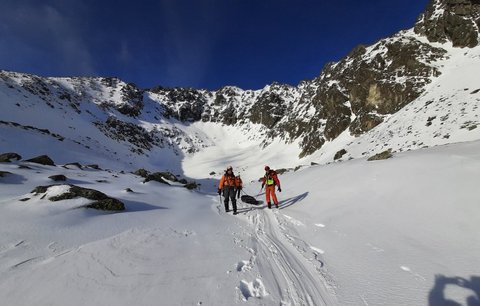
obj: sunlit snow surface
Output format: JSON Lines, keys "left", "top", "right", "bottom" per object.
{"left": 1, "top": 141, "right": 480, "bottom": 305}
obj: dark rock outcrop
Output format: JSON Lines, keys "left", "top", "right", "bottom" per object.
{"left": 25, "top": 155, "right": 55, "bottom": 166}
{"left": 0, "top": 120, "right": 65, "bottom": 142}
{"left": 85, "top": 198, "right": 125, "bottom": 211}
{"left": 144, "top": 173, "right": 170, "bottom": 185}
{"left": 99, "top": 78, "right": 144, "bottom": 117}
{"left": 0, "top": 171, "right": 12, "bottom": 177}
{"left": 334, "top": 149, "right": 347, "bottom": 160}
{"left": 156, "top": 172, "right": 178, "bottom": 182}
{"left": 133, "top": 168, "right": 149, "bottom": 178}
{"left": 184, "top": 182, "right": 198, "bottom": 190}
{"left": 48, "top": 174, "right": 67, "bottom": 181}
{"left": 135, "top": 169, "right": 179, "bottom": 184}
{"left": 118, "top": 83, "right": 144, "bottom": 117}
{"left": 156, "top": 87, "right": 207, "bottom": 122}
{"left": 31, "top": 184, "right": 125, "bottom": 211}
{"left": 95, "top": 117, "right": 162, "bottom": 154}
{"left": 367, "top": 150, "right": 394, "bottom": 161}
{"left": 415, "top": 0, "right": 480, "bottom": 48}
{"left": 0, "top": 152, "right": 22, "bottom": 162}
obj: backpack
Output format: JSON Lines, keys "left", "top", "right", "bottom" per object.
{"left": 264, "top": 170, "right": 278, "bottom": 186}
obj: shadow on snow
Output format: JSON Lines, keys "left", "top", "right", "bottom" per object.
{"left": 429, "top": 274, "right": 480, "bottom": 306}
{"left": 278, "top": 192, "right": 309, "bottom": 210}
{"left": 123, "top": 199, "right": 168, "bottom": 212}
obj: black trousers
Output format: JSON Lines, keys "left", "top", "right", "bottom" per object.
{"left": 222, "top": 186, "right": 237, "bottom": 212}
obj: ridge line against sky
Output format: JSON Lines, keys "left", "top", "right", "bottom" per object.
{"left": 0, "top": 0, "right": 429, "bottom": 91}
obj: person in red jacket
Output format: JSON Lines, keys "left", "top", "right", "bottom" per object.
{"left": 261, "top": 166, "right": 281, "bottom": 209}
{"left": 218, "top": 166, "right": 239, "bottom": 214}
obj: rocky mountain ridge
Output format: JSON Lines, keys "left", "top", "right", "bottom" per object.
{"left": 1, "top": 0, "right": 479, "bottom": 165}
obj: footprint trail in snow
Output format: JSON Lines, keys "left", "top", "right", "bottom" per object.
{"left": 238, "top": 208, "right": 336, "bottom": 305}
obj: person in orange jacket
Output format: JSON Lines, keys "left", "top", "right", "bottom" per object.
{"left": 218, "top": 166, "right": 239, "bottom": 214}
{"left": 235, "top": 175, "right": 243, "bottom": 199}
{"left": 261, "top": 166, "right": 281, "bottom": 209}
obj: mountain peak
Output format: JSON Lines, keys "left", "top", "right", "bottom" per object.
{"left": 415, "top": 0, "right": 480, "bottom": 47}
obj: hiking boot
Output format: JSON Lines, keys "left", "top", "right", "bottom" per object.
{"left": 226, "top": 209, "right": 230, "bottom": 213}
{"left": 267, "top": 202, "right": 271, "bottom": 209}
{"left": 233, "top": 211, "right": 238, "bottom": 215}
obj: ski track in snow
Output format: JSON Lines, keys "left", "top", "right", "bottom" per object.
{"left": 241, "top": 208, "right": 336, "bottom": 305}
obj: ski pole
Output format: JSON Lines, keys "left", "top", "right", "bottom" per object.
{"left": 257, "top": 185, "right": 263, "bottom": 197}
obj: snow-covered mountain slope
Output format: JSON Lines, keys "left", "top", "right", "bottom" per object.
{"left": 1, "top": 38, "right": 479, "bottom": 180}
{"left": 1, "top": 140, "right": 479, "bottom": 305}
{"left": 306, "top": 37, "right": 480, "bottom": 164}
{"left": 1, "top": 4, "right": 480, "bottom": 172}
{"left": 0, "top": 73, "right": 204, "bottom": 172}
{"left": 0, "top": 70, "right": 307, "bottom": 179}
{"left": 1, "top": 34, "right": 479, "bottom": 177}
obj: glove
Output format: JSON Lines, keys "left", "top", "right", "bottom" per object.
{"left": 261, "top": 183, "right": 265, "bottom": 189}
{"left": 217, "top": 189, "right": 221, "bottom": 195}
{"left": 278, "top": 187, "right": 282, "bottom": 192}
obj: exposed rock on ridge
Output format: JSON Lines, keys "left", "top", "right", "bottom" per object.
{"left": 415, "top": 0, "right": 480, "bottom": 47}
{"left": 0, "top": 0, "right": 473, "bottom": 159}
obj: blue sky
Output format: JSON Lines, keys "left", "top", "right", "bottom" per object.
{"left": 0, "top": 0, "right": 429, "bottom": 90}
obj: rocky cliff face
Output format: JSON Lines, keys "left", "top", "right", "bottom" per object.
{"left": 1, "top": 0, "right": 477, "bottom": 160}
{"left": 144, "top": 31, "right": 448, "bottom": 158}
{"left": 415, "top": 0, "right": 480, "bottom": 48}
{"left": 144, "top": 0, "right": 472, "bottom": 157}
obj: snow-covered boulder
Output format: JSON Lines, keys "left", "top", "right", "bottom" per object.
{"left": 31, "top": 184, "right": 125, "bottom": 211}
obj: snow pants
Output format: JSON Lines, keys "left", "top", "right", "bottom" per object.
{"left": 236, "top": 187, "right": 241, "bottom": 199}
{"left": 222, "top": 186, "right": 237, "bottom": 213}
{"left": 265, "top": 185, "right": 278, "bottom": 207}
